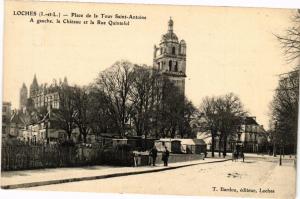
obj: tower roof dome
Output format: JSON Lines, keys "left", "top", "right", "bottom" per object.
{"left": 160, "top": 17, "right": 178, "bottom": 43}
{"left": 161, "top": 32, "right": 178, "bottom": 43}
{"left": 180, "top": 39, "right": 186, "bottom": 45}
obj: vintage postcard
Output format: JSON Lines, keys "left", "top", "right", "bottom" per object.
{"left": 1, "top": 0, "right": 299, "bottom": 198}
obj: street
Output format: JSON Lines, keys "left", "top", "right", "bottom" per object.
{"left": 25, "top": 156, "right": 296, "bottom": 198}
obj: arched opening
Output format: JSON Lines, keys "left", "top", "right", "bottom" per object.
{"left": 172, "top": 47, "right": 176, "bottom": 55}
{"left": 169, "top": 60, "right": 172, "bottom": 71}
{"left": 174, "top": 61, "right": 178, "bottom": 72}
{"left": 158, "top": 62, "right": 161, "bottom": 70}
{"left": 160, "top": 48, "right": 163, "bottom": 55}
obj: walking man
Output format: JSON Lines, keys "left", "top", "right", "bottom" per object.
{"left": 162, "top": 146, "right": 170, "bottom": 166}
{"left": 150, "top": 145, "right": 158, "bottom": 166}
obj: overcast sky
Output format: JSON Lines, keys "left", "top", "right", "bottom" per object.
{"left": 4, "top": 1, "right": 298, "bottom": 129}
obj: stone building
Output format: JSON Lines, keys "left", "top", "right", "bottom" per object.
{"left": 9, "top": 110, "right": 26, "bottom": 138}
{"left": 20, "top": 75, "right": 68, "bottom": 110}
{"left": 19, "top": 83, "right": 28, "bottom": 110}
{"left": 153, "top": 18, "right": 187, "bottom": 95}
{"left": 237, "top": 117, "right": 268, "bottom": 153}
{"left": 2, "top": 102, "right": 12, "bottom": 139}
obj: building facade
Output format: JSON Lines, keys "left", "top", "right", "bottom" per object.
{"left": 237, "top": 117, "right": 268, "bottom": 153}
{"left": 20, "top": 75, "right": 68, "bottom": 110}
{"left": 153, "top": 18, "right": 187, "bottom": 95}
{"left": 2, "top": 102, "right": 12, "bottom": 139}
{"left": 19, "top": 83, "right": 28, "bottom": 110}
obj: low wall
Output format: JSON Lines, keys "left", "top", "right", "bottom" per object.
{"left": 1, "top": 145, "right": 104, "bottom": 171}
{"left": 2, "top": 145, "right": 205, "bottom": 170}
{"left": 136, "top": 153, "right": 205, "bottom": 166}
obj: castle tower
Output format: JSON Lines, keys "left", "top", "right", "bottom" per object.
{"left": 153, "top": 18, "right": 187, "bottom": 95}
{"left": 30, "top": 74, "right": 39, "bottom": 97}
{"left": 63, "top": 76, "right": 68, "bottom": 86}
{"left": 19, "top": 83, "right": 28, "bottom": 110}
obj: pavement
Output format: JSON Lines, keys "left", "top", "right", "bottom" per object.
{"left": 1, "top": 157, "right": 230, "bottom": 189}
{"left": 23, "top": 155, "right": 296, "bottom": 198}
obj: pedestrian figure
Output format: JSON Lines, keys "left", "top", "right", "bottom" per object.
{"left": 232, "top": 148, "right": 238, "bottom": 162}
{"left": 162, "top": 146, "right": 170, "bottom": 166}
{"left": 241, "top": 147, "right": 245, "bottom": 162}
{"left": 149, "top": 145, "right": 158, "bottom": 166}
{"left": 133, "top": 151, "right": 141, "bottom": 167}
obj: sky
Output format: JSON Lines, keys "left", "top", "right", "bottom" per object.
{"left": 3, "top": 1, "right": 298, "bottom": 129}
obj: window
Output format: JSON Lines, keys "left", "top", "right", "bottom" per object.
{"left": 158, "top": 62, "right": 161, "bottom": 70}
{"left": 169, "top": 60, "right": 172, "bottom": 71}
{"left": 174, "top": 61, "right": 178, "bottom": 72}
{"left": 172, "top": 47, "right": 176, "bottom": 55}
{"left": 160, "top": 48, "right": 163, "bottom": 55}
{"left": 238, "top": 134, "right": 241, "bottom": 141}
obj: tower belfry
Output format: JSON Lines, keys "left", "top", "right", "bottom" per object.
{"left": 153, "top": 18, "right": 187, "bottom": 94}
{"left": 30, "top": 74, "right": 39, "bottom": 97}
{"left": 19, "top": 83, "right": 28, "bottom": 110}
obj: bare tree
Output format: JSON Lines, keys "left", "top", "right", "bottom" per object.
{"left": 55, "top": 85, "right": 77, "bottom": 140}
{"left": 215, "top": 93, "right": 246, "bottom": 157}
{"left": 93, "top": 60, "right": 196, "bottom": 140}
{"left": 129, "top": 65, "right": 156, "bottom": 137}
{"left": 86, "top": 85, "right": 117, "bottom": 137}
{"left": 270, "top": 70, "right": 299, "bottom": 153}
{"left": 96, "top": 61, "right": 135, "bottom": 137}
{"left": 158, "top": 77, "right": 184, "bottom": 138}
{"left": 199, "top": 96, "right": 219, "bottom": 157}
{"left": 180, "top": 98, "right": 198, "bottom": 138}
{"left": 73, "top": 86, "right": 90, "bottom": 143}
{"left": 276, "top": 11, "right": 300, "bottom": 62}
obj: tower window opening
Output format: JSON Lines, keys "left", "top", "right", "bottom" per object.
{"left": 172, "top": 47, "right": 176, "bottom": 55}
{"left": 160, "top": 48, "right": 163, "bottom": 55}
{"left": 175, "top": 61, "right": 178, "bottom": 72}
{"left": 169, "top": 60, "right": 172, "bottom": 71}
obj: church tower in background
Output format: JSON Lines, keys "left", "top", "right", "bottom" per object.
{"left": 30, "top": 74, "right": 39, "bottom": 98}
{"left": 153, "top": 18, "right": 187, "bottom": 95}
{"left": 19, "top": 83, "right": 28, "bottom": 110}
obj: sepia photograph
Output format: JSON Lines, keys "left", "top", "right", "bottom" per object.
{"left": 1, "top": 0, "right": 299, "bottom": 198}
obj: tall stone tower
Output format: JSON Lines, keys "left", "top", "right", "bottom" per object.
{"left": 153, "top": 18, "right": 187, "bottom": 95}
{"left": 19, "top": 83, "right": 28, "bottom": 110}
{"left": 30, "top": 74, "right": 39, "bottom": 97}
